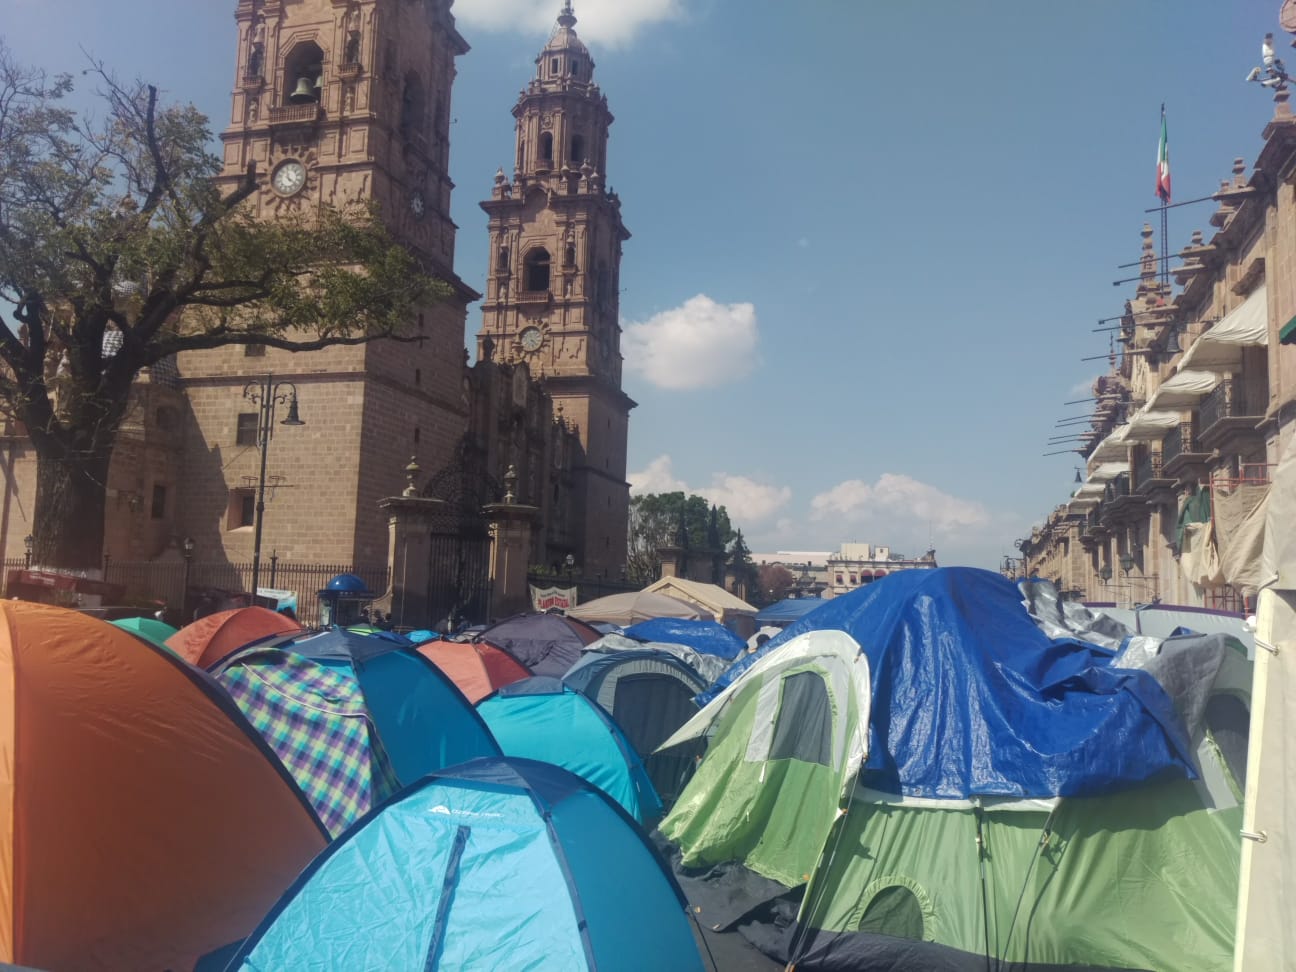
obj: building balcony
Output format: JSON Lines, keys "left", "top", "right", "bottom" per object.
{"left": 1101, "top": 473, "right": 1146, "bottom": 524}
{"left": 1198, "top": 377, "right": 1264, "bottom": 450}
{"left": 1133, "top": 450, "right": 1175, "bottom": 495}
{"left": 1161, "top": 421, "right": 1210, "bottom": 479}
{"left": 268, "top": 103, "right": 322, "bottom": 126}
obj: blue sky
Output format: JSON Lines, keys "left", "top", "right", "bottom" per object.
{"left": 0, "top": 0, "right": 1280, "bottom": 567}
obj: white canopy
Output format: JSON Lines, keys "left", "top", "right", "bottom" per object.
{"left": 1179, "top": 284, "right": 1267, "bottom": 373}
{"left": 1147, "top": 369, "right": 1221, "bottom": 410}
{"left": 1089, "top": 425, "right": 1131, "bottom": 462}
{"left": 1073, "top": 483, "right": 1106, "bottom": 499}
{"left": 1067, "top": 496, "right": 1100, "bottom": 512}
{"left": 1124, "top": 407, "right": 1183, "bottom": 441}
{"left": 1088, "top": 462, "right": 1129, "bottom": 483}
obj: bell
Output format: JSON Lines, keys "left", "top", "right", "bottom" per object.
{"left": 289, "top": 76, "right": 317, "bottom": 104}
{"left": 314, "top": 72, "right": 324, "bottom": 91}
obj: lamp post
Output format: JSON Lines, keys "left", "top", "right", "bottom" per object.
{"left": 181, "top": 536, "right": 195, "bottom": 622}
{"left": 1119, "top": 552, "right": 1135, "bottom": 575}
{"left": 243, "top": 374, "right": 305, "bottom": 601}
{"left": 23, "top": 534, "right": 32, "bottom": 568}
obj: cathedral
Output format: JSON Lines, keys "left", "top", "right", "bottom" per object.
{"left": 0, "top": 0, "right": 634, "bottom": 590}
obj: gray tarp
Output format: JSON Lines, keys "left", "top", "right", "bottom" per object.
{"left": 1215, "top": 484, "right": 1270, "bottom": 595}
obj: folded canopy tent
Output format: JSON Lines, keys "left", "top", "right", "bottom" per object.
{"left": 1178, "top": 284, "right": 1267, "bottom": 373}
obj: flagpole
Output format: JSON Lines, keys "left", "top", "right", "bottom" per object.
{"left": 1159, "top": 104, "right": 1170, "bottom": 289}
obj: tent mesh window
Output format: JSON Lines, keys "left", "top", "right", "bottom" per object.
{"left": 769, "top": 671, "right": 832, "bottom": 766}
{"left": 857, "top": 884, "right": 926, "bottom": 941}
{"left": 1205, "top": 692, "right": 1249, "bottom": 790}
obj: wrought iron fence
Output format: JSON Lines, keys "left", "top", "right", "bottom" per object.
{"left": 0, "top": 557, "right": 27, "bottom": 596}
{"left": 1105, "top": 473, "right": 1131, "bottom": 502}
{"left": 102, "top": 558, "right": 389, "bottom": 625}
{"left": 1162, "top": 422, "right": 1200, "bottom": 465}
{"left": 1199, "top": 379, "right": 1231, "bottom": 432}
{"left": 525, "top": 571, "right": 638, "bottom": 608}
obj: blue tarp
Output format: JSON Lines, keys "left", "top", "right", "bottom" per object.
{"left": 708, "top": 567, "right": 1197, "bottom": 800}
{"left": 622, "top": 618, "right": 747, "bottom": 659}
{"left": 754, "top": 597, "right": 829, "bottom": 625}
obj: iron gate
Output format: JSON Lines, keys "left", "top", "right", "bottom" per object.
{"left": 422, "top": 439, "right": 498, "bottom": 630}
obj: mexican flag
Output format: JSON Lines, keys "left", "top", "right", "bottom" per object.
{"left": 1156, "top": 105, "right": 1171, "bottom": 203}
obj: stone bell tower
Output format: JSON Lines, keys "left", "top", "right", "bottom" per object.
{"left": 174, "top": 0, "right": 479, "bottom": 569}
{"left": 476, "top": 2, "right": 635, "bottom": 574}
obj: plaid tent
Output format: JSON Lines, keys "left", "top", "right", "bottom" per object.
{"left": 218, "top": 651, "right": 400, "bottom": 837}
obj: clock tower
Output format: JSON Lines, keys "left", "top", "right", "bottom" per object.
{"left": 175, "top": 0, "right": 480, "bottom": 569}
{"left": 477, "top": 2, "right": 634, "bottom": 573}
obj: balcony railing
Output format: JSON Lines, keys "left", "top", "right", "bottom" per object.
{"left": 1162, "top": 422, "right": 1201, "bottom": 467}
{"left": 1199, "top": 377, "right": 1263, "bottom": 445}
{"left": 1105, "top": 473, "right": 1131, "bottom": 502}
{"left": 1133, "top": 450, "right": 1164, "bottom": 490}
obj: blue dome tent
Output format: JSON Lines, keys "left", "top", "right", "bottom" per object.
{"left": 477, "top": 676, "right": 662, "bottom": 824}
{"left": 230, "top": 758, "right": 704, "bottom": 972}
{"left": 622, "top": 617, "right": 747, "bottom": 660}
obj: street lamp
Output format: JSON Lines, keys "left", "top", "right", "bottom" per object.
{"left": 1098, "top": 564, "right": 1113, "bottom": 582}
{"left": 182, "top": 536, "right": 195, "bottom": 622}
{"left": 23, "top": 534, "right": 32, "bottom": 568}
{"left": 243, "top": 373, "right": 305, "bottom": 600}
{"left": 1119, "top": 552, "right": 1136, "bottom": 575}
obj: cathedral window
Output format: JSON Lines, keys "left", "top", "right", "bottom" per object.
{"left": 564, "top": 243, "right": 576, "bottom": 267}
{"left": 539, "top": 132, "right": 554, "bottom": 164}
{"left": 283, "top": 42, "right": 324, "bottom": 105}
{"left": 551, "top": 57, "right": 559, "bottom": 75}
{"left": 525, "top": 248, "right": 551, "bottom": 292}
{"left": 571, "top": 134, "right": 585, "bottom": 165}
{"left": 497, "top": 246, "right": 510, "bottom": 272}
{"left": 572, "top": 59, "right": 581, "bottom": 77}
{"left": 401, "top": 72, "right": 425, "bottom": 135}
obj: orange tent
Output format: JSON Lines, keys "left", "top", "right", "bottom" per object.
{"left": 0, "top": 601, "right": 328, "bottom": 971}
{"left": 417, "top": 639, "right": 531, "bottom": 703}
{"left": 167, "top": 606, "right": 301, "bottom": 669}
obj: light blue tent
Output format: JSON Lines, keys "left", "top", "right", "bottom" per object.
{"left": 477, "top": 676, "right": 663, "bottom": 824}
{"left": 231, "top": 758, "right": 704, "bottom": 972}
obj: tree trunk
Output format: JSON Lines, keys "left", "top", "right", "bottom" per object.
{"left": 32, "top": 442, "right": 111, "bottom": 570}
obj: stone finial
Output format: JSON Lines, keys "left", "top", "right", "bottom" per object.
{"left": 403, "top": 456, "right": 420, "bottom": 496}
{"left": 495, "top": 166, "right": 507, "bottom": 186}
{"left": 503, "top": 464, "right": 518, "bottom": 504}
{"left": 1190, "top": 229, "right": 1204, "bottom": 247}
{"left": 1233, "top": 157, "right": 1247, "bottom": 187}
{"left": 1276, "top": 83, "right": 1292, "bottom": 118}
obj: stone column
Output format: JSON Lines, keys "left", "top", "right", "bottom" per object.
{"left": 483, "top": 501, "right": 539, "bottom": 619}
{"left": 377, "top": 457, "right": 448, "bottom": 630}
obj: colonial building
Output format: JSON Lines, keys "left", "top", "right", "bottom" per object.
{"left": 0, "top": 2, "right": 633, "bottom": 612}
{"left": 1020, "top": 83, "right": 1296, "bottom": 611}
{"left": 475, "top": 2, "right": 635, "bottom": 575}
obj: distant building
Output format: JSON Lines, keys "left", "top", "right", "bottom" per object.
{"left": 753, "top": 543, "right": 937, "bottom": 600}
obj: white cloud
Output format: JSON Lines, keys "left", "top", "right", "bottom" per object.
{"left": 628, "top": 455, "right": 791, "bottom": 524}
{"left": 810, "top": 474, "right": 990, "bottom": 535}
{"left": 622, "top": 294, "right": 759, "bottom": 390}
{"left": 453, "top": 0, "right": 682, "bottom": 47}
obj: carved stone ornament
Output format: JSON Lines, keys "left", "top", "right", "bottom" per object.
{"left": 541, "top": 112, "right": 554, "bottom": 130}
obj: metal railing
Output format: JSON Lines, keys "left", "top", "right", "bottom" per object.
{"left": 1199, "top": 380, "right": 1231, "bottom": 432}
{"left": 1105, "top": 473, "right": 1131, "bottom": 502}
{"left": 103, "top": 558, "right": 390, "bottom": 625}
{"left": 1134, "top": 450, "right": 1163, "bottom": 489}
{"left": 1162, "top": 422, "right": 1201, "bottom": 465}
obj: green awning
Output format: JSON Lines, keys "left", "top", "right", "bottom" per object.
{"left": 1281, "top": 314, "right": 1296, "bottom": 345}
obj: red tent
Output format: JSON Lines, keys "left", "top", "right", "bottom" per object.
{"left": 417, "top": 639, "right": 531, "bottom": 703}
{"left": 168, "top": 606, "right": 301, "bottom": 669}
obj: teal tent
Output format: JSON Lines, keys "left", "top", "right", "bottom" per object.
{"left": 110, "top": 615, "right": 178, "bottom": 650}
{"left": 477, "top": 676, "right": 662, "bottom": 824}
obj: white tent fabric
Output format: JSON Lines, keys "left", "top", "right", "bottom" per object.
{"left": 1180, "top": 284, "right": 1267, "bottom": 373}
{"left": 1067, "top": 496, "right": 1099, "bottom": 512}
{"left": 1147, "top": 369, "right": 1222, "bottom": 410}
{"left": 569, "top": 590, "right": 714, "bottom": 626}
{"left": 1125, "top": 407, "right": 1183, "bottom": 441}
{"left": 1261, "top": 431, "right": 1296, "bottom": 591}
{"left": 1088, "top": 462, "right": 1129, "bottom": 483}
{"left": 1234, "top": 587, "right": 1296, "bottom": 971}
{"left": 1214, "top": 484, "right": 1269, "bottom": 595}
{"left": 1090, "top": 425, "right": 1131, "bottom": 462}
{"left": 1073, "top": 483, "right": 1106, "bottom": 499}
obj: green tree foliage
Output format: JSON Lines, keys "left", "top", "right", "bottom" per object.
{"left": 626, "top": 492, "right": 734, "bottom": 586}
{"left": 0, "top": 44, "right": 448, "bottom": 567}
{"left": 727, "top": 529, "right": 760, "bottom": 603}
{"left": 757, "top": 563, "right": 797, "bottom": 604}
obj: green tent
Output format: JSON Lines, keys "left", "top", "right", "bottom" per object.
{"left": 110, "top": 615, "right": 180, "bottom": 650}
{"left": 659, "top": 627, "right": 1250, "bottom": 971}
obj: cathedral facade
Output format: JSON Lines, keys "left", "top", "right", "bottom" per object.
{"left": 0, "top": 1, "right": 635, "bottom": 594}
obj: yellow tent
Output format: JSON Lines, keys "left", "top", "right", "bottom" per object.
{"left": 643, "top": 577, "right": 758, "bottom": 638}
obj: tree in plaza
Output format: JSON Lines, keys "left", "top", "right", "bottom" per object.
{"left": 727, "top": 529, "right": 760, "bottom": 602}
{"left": 757, "top": 563, "right": 796, "bottom": 604}
{"left": 625, "top": 492, "right": 735, "bottom": 586}
{"left": 0, "top": 44, "right": 447, "bottom": 569}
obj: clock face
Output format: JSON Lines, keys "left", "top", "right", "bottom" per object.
{"left": 271, "top": 160, "right": 306, "bottom": 196}
{"left": 410, "top": 191, "right": 426, "bottom": 219}
{"left": 519, "top": 326, "right": 543, "bottom": 352}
